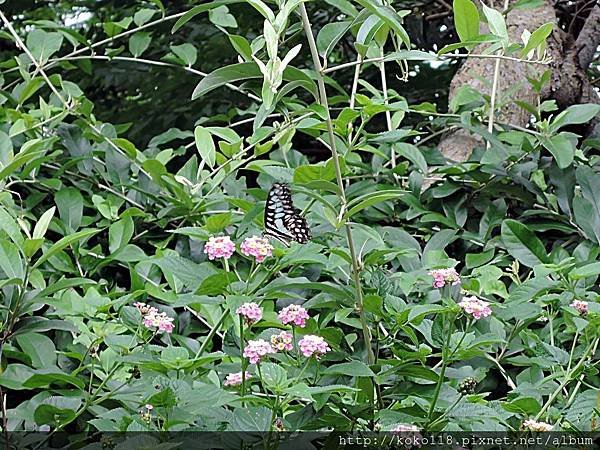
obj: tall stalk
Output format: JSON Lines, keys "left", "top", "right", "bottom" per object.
{"left": 299, "top": 3, "right": 374, "bottom": 365}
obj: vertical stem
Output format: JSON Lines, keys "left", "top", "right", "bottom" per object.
{"left": 240, "top": 316, "right": 247, "bottom": 405}
{"left": 427, "top": 313, "right": 455, "bottom": 426}
{"left": 486, "top": 57, "right": 501, "bottom": 150}
{"left": 378, "top": 48, "right": 396, "bottom": 171}
{"left": 299, "top": 3, "right": 374, "bottom": 366}
{"left": 486, "top": 0, "right": 509, "bottom": 150}
{"left": 347, "top": 54, "right": 363, "bottom": 142}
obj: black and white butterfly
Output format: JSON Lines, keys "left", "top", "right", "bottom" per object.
{"left": 263, "top": 183, "right": 311, "bottom": 246}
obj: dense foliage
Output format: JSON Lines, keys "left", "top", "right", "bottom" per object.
{"left": 0, "top": 0, "right": 598, "bottom": 444}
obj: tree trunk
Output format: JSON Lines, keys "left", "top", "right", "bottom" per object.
{"left": 434, "top": 1, "right": 600, "bottom": 166}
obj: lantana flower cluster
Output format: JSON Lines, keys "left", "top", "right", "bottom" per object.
{"left": 521, "top": 419, "right": 553, "bottom": 432}
{"left": 236, "top": 302, "right": 263, "bottom": 324}
{"left": 223, "top": 371, "right": 252, "bottom": 387}
{"left": 134, "top": 302, "right": 175, "bottom": 334}
{"left": 569, "top": 299, "right": 588, "bottom": 315}
{"left": 428, "top": 268, "right": 461, "bottom": 288}
{"left": 203, "top": 235, "right": 274, "bottom": 263}
{"left": 231, "top": 302, "right": 330, "bottom": 367}
{"left": 458, "top": 296, "right": 492, "bottom": 320}
{"left": 278, "top": 304, "right": 310, "bottom": 327}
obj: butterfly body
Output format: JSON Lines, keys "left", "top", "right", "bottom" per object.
{"left": 264, "top": 183, "right": 311, "bottom": 246}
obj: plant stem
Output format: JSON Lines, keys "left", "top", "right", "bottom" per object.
{"left": 426, "top": 313, "right": 455, "bottom": 426}
{"left": 299, "top": 3, "right": 374, "bottom": 366}
{"left": 240, "top": 315, "right": 247, "bottom": 405}
{"left": 534, "top": 337, "right": 598, "bottom": 420}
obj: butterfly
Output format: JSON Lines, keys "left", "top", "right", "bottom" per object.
{"left": 263, "top": 183, "right": 311, "bottom": 246}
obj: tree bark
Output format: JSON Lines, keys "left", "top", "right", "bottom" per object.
{"left": 434, "top": 1, "right": 600, "bottom": 167}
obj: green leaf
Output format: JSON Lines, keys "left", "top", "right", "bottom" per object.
{"left": 0, "top": 207, "right": 24, "bottom": 246}
{"left": 15, "top": 333, "right": 57, "bottom": 369}
{"left": 227, "top": 34, "right": 252, "bottom": 61}
{"left": 191, "top": 62, "right": 317, "bottom": 100}
{"left": 33, "top": 228, "right": 100, "bottom": 269}
{"left": 569, "top": 262, "right": 600, "bottom": 280}
{"left": 26, "top": 30, "right": 63, "bottom": 64}
{"left": 345, "top": 190, "right": 405, "bottom": 219}
{"left": 194, "top": 126, "right": 216, "bottom": 168}
{"left": 520, "top": 22, "right": 553, "bottom": 58}
{"left": 323, "top": 361, "right": 375, "bottom": 377}
{"left": 394, "top": 143, "right": 427, "bottom": 173}
{"left": 501, "top": 219, "right": 549, "bottom": 267}
{"left": 109, "top": 216, "right": 134, "bottom": 254}
{"left": 231, "top": 407, "right": 272, "bottom": 431}
{"left": 354, "top": 0, "right": 410, "bottom": 48}
{"left": 172, "top": 0, "right": 272, "bottom": 33}
{"left": 0, "top": 240, "right": 24, "bottom": 280}
{"left": 170, "top": 43, "right": 198, "bottom": 66}
{"left": 55, "top": 187, "right": 83, "bottom": 231}
{"left": 32, "top": 207, "right": 56, "bottom": 240}
{"left": 317, "top": 21, "right": 352, "bottom": 57}
{"left": 128, "top": 32, "right": 151, "bottom": 57}
{"left": 550, "top": 104, "right": 600, "bottom": 131}
{"left": 133, "top": 8, "right": 157, "bottom": 26}
{"left": 209, "top": 5, "right": 237, "bottom": 28}
{"left": 481, "top": 4, "right": 508, "bottom": 41}
{"left": 541, "top": 133, "right": 575, "bottom": 169}
{"left": 453, "top": 0, "right": 480, "bottom": 42}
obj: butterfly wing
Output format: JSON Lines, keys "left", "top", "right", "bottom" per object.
{"left": 264, "top": 183, "right": 311, "bottom": 245}
{"left": 264, "top": 183, "right": 296, "bottom": 246}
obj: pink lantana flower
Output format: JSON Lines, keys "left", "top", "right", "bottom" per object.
{"left": 236, "top": 302, "right": 263, "bottom": 325}
{"left": 278, "top": 304, "right": 310, "bottom": 328}
{"left": 270, "top": 331, "right": 293, "bottom": 352}
{"left": 240, "top": 235, "right": 274, "bottom": 263}
{"left": 569, "top": 299, "right": 588, "bottom": 315}
{"left": 204, "top": 235, "right": 235, "bottom": 260}
{"left": 223, "top": 371, "right": 252, "bottom": 387}
{"left": 243, "top": 339, "right": 274, "bottom": 364}
{"left": 298, "top": 335, "right": 330, "bottom": 359}
{"left": 459, "top": 295, "right": 492, "bottom": 320}
{"left": 428, "top": 268, "right": 461, "bottom": 288}
{"left": 134, "top": 302, "right": 175, "bottom": 334}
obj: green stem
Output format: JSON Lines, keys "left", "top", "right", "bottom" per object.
{"left": 427, "top": 313, "right": 455, "bottom": 425}
{"left": 299, "top": 2, "right": 374, "bottom": 366}
{"left": 240, "top": 315, "right": 247, "bottom": 405}
{"left": 534, "top": 337, "right": 599, "bottom": 421}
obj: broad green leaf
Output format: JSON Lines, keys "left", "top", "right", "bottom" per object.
{"left": 109, "top": 216, "right": 134, "bottom": 254}
{"left": 172, "top": 0, "right": 272, "bottom": 33}
{"left": 0, "top": 240, "right": 24, "bottom": 280}
{"left": 541, "top": 133, "right": 575, "bottom": 169}
{"left": 354, "top": 0, "right": 411, "bottom": 48}
{"left": 15, "top": 333, "right": 57, "bottom": 368}
{"left": 345, "top": 190, "right": 405, "bottom": 219}
{"left": 550, "top": 104, "right": 600, "bottom": 131}
{"left": 133, "top": 8, "right": 157, "bottom": 26}
{"left": 501, "top": 219, "right": 549, "bottom": 267}
{"left": 209, "top": 5, "right": 237, "bottom": 28}
{"left": 323, "top": 361, "right": 375, "bottom": 377}
{"left": 453, "top": 0, "right": 480, "bottom": 42}
{"left": 128, "top": 32, "right": 151, "bottom": 57}
{"left": 32, "top": 207, "right": 56, "bottom": 240}
{"left": 33, "top": 228, "right": 100, "bottom": 269}
{"left": 191, "top": 62, "right": 317, "bottom": 99}
{"left": 26, "top": 30, "right": 63, "bottom": 64}
{"left": 569, "top": 262, "right": 600, "bottom": 280}
{"left": 317, "top": 21, "right": 352, "bottom": 57}
{"left": 481, "top": 4, "right": 508, "bottom": 41}
{"left": 520, "top": 22, "right": 553, "bottom": 58}
{"left": 194, "top": 126, "right": 216, "bottom": 168}
{"left": 170, "top": 43, "right": 198, "bottom": 66}
{"left": 55, "top": 187, "right": 83, "bottom": 231}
